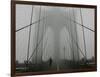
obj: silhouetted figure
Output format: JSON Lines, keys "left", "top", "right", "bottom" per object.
{"left": 49, "top": 58, "right": 52, "bottom": 67}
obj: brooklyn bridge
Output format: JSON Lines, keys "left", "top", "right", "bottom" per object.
{"left": 15, "top": 4, "right": 95, "bottom": 73}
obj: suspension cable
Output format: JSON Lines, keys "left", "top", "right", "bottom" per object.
{"left": 80, "top": 8, "right": 87, "bottom": 62}
{"left": 26, "top": 5, "right": 34, "bottom": 66}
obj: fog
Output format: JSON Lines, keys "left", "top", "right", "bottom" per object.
{"left": 16, "top": 4, "right": 95, "bottom": 64}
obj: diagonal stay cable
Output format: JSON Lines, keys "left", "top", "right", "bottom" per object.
{"left": 65, "top": 26, "right": 86, "bottom": 58}
{"left": 64, "top": 8, "right": 87, "bottom": 60}
{"left": 29, "top": 6, "right": 48, "bottom": 63}
{"left": 64, "top": 26, "right": 86, "bottom": 60}
{"left": 64, "top": 21, "right": 86, "bottom": 59}
{"left": 28, "top": 6, "right": 47, "bottom": 62}
{"left": 28, "top": 28, "right": 46, "bottom": 61}
{"left": 65, "top": 8, "right": 85, "bottom": 59}
{"left": 64, "top": 18, "right": 86, "bottom": 60}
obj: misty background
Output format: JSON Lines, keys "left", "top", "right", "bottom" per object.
{"left": 16, "top": 4, "right": 95, "bottom": 65}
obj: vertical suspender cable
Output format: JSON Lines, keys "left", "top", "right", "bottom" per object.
{"left": 73, "top": 8, "right": 80, "bottom": 64}
{"left": 40, "top": 6, "right": 45, "bottom": 63}
{"left": 27, "top": 5, "right": 34, "bottom": 67}
{"left": 40, "top": 7, "right": 44, "bottom": 63}
{"left": 69, "top": 8, "right": 75, "bottom": 63}
{"left": 41, "top": 7, "right": 46, "bottom": 62}
{"left": 43, "top": 7, "right": 48, "bottom": 61}
{"left": 80, "top": 8, "right": 87, "bottom": 64}
{"left": 36, "top": 6, "right": 41, "bottom": 64}
{"left": 65, "top": 8, "right": 71, "bottom": 61}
